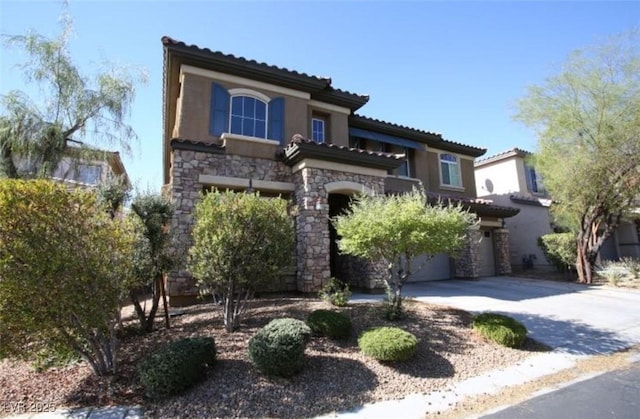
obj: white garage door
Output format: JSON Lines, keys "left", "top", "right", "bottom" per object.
{"left": 478, "top": 229, "right": 496, "bottom": 277}
{"left": 408, "top": 253, "right": 451, "bottom": 282}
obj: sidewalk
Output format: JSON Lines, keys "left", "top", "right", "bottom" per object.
{"left": 6, "top": 406, "right": 143, "bottom": 419}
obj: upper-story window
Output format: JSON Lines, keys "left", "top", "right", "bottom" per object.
{"left": 230, "top": 96, "right": 267, "bottom": 138}
{"left": 210, "top": 83, "right": 285, "bottom": 144}
{"left": 440, "top": 153, "right": 462, "bottom": 187}
{"left": 525, "top": 165, "right": 545, "bottom": 194}
{"left": 397, "top": 148, "right": 411, "bottom": 177}
{"left": 311, "top": 118, "right": 325, "bottom": 143}
{"left": 77, "top": 164, "right": 102, "bottom": 185}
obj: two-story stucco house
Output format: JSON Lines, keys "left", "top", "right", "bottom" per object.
{"left": 475, "top": 148, "right": 640, "bottom": 273}
{"left": 162, "top": 37, "right": 519, "bottom": 306}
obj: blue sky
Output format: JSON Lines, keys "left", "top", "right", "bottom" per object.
{"left": 1, "top": 1, "right": 638, "bottom": 193}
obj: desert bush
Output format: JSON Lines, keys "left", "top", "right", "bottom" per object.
{"left": 595, "top": 261, "right": 630, "bottom": 286}
{"left": 473, "top": 313, "right": 527, "bottom": 348}
{"left": 306, "top": 309, "right": 352, "bottom": 339}
{"left": 138, "top": 337, "right": 216, "bottom": 400}
{"left": 358, "top": 327, "right": 417, "bottom": 362}
{"left": 620, "top": 257, "right": 640, "bottom": 279}
{"left": 318, "top": 277, "right": 352, "bottom": 307}
{"left": 248, "top": 318, "right": 311, "bottom": 377}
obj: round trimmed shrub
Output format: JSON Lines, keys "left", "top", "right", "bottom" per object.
{"left": 306, "top": 309, "right": 352, "bottom": 339}
{"left": 473, "top": 313, "right": 527, "bottom": 348}
{"left": 358, "top": 327, "right": 417, "bottom": 362}
{"left": 137, "top": 337, "right": 216, "bottom": 400}
{"left": 248, "top": 318, "right": 312, "bottom": 377}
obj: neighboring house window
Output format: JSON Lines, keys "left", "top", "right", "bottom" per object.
{"left": 77, "top": 164, "right": 102, "bottom": 185}
{"left": 440, "top": 153, "right": 462, "bottom": 187}
{"left": 209, "top": 83, "right": 285, "bottom": 144}
{"left": 525, "top": 165, "right": 545, "bottom": 194}
{"left": 230, "top": 96, "right": 267, "bottom": 138}
{"left": 397, "top": 148, "right": 411, "bottom": 177}
{"left": 311, "top": 118, "right": 325, "bottom": 143}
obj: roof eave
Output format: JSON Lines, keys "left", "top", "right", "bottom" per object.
{"left": 283, "top": 142, "right": 403, "bottom": 171}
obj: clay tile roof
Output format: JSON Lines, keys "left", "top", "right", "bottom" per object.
{"left": 475, "top": 147, "right": 532, "bottom": 166}
{"left": 287, "top": 134, "right": 403, "bottom": 160}
{"left": 350, "top": 114, "right": 487, "bottom": 157}
{"left": 161, "top": 36, "right": 331, "bottom": 85}
{"left": 425, "top": 192, "right": 520, "bottom": 218}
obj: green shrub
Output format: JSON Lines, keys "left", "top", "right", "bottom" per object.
{"left": 248, "top": 318, "right": 311, "bottom": 377}
{"left": 473, "top": 313, "right": 527, "bottom": 348}
{"left": 538, "top": 233, "right": 577, "bottom": 272}
{"left": 620, "top": 257, "right": 640, "bottom": 279}
{"left": 319, "top": 277, "right": 352, "bottom": 307}
{"left": 138, "top": 337, "right": 216, "bottom": 400}
{"left": 306, "top": 309, "right": 352, "bottom": 339}
{"left": 358, "top": 327, "right": 417, "bottom": 362}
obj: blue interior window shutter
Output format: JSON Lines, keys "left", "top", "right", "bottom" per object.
{"left": 210, "top": 83, "right": 230, "bottom": 136}
{"left": 267, "top": 97, "right": 285, "bottom": 145}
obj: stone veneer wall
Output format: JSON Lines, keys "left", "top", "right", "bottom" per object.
{"left": 169, "top": 148, "right": 292, "bottom": 304}
{"left": 293, "top": 167, "right": 385, "bottom": 292}
{"left": 493, "top": 228, "right": 512, "bottom": 275}
{"left": 454, "top": 228, "right": 482, "bottom": 278}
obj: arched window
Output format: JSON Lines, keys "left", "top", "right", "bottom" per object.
{"left": 230, "top": 95, "right": 267, "bottom": 138}
{"left": 440, "top": 153, "right": 462, "bottom": 187}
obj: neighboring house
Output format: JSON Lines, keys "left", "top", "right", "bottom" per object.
{"left": 162, "top": 36, "right": 519, "bottom": 306}
{"left": 475, "top": 148, "right": 640, "bottom": 272}
{"left": 14, "top": 141, "right": 130, "bottom": 190}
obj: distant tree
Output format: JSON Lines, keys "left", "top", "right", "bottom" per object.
{"left": 332, "top": 188, "right": 476, "bottom": 318}
{"left": 0, "top": 180, "right": 136, "bottom": 376}
{"left": 189, "top": 190, "right": 295, "bottom": 332}
{"left": 128, "top": 193, "right": 175, "bottom": 332}
{"left": 96, "top": 174, "right": 131, "bottom": 218}
{"left": 515, "top": 30, "right": 640, "bottom": 283}
{"left": 0, "top": 10, "right": 146, "bottom": 179}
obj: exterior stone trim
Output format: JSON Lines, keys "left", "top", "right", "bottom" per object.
{"left": 493, "top": 228, "right": 512, "bottom": 275}
{"left": 454, "top": 228, "right": 481, "bottom": 278}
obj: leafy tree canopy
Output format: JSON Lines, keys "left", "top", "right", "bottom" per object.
{"left": 189, "top": 190, "right": 295, "bottom": 332}
{"left": 515, "top": 30, "right": 640, "bottom": 283}
{"left": 332, "top": 188, "right": 476, "bottom": 315}
{"left": 0, "top": 10, "right": 146, "bottom": 179}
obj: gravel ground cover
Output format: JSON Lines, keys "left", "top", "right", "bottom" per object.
{"left": 0, "top": 297, "right": 548, "bottom": 418}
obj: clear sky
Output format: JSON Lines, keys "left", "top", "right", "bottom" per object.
{"left": 1, "top": 1, "right": 638, "bottom": 193}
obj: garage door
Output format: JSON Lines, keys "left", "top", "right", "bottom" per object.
{"left": 478, "top": 229, "right": 496, "bottom": 277}
{"left": 408, "top": 253, "right": 451, "bottom": 282}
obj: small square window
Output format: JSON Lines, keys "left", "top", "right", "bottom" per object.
{"left": 77, "top": 164, "right": 102, "bottom": 185}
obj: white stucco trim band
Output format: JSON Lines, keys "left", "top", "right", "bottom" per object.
{"left": 181, "top": 65, "right": 311, "bottom": 99}
{"left": 220, "top": 132, "right": 280, "bottom": 146}
{"left": 291, "top": 158, "right": 387, "bottom": 177}
{"left": 198, "top": 174, "right": 295, "bottom": 193}
{"left": 325, "top": 181, "right": 375, "bottom": 196}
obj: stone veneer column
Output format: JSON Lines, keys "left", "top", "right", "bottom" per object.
{"left": 454, "top": 227, "right": 482, "bottom": 278}
{"left": 294, "top": 167, "right": 331, "bottom": 292}
{"left": 493, "top": 228, "right": 512, "bottom": 275}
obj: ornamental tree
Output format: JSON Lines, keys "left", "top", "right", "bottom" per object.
{"left": 515, "top": 30, "right": 640, "bottom": 283}
{"left": 189, "top": 190, "right": 294, "bottom": 332}
{"left": 0, "top": 180, "right": 136, "bottom": 376}
{"left": 332, "top": 188, "right": 476, "bottom": 316}
{"left": 128, "top": 193, "right": 176, "bottom": 332}
{"left": 0, "top": 11, "right": 145, "bottom": 179}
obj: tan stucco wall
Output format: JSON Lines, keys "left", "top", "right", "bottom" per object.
{"left": 424, "top": 151, "right": 476, "bottom": 198}
{"left": 175, "top": 72, "right": 352, "bottom": 153}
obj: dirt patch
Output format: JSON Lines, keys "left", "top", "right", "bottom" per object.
{"left": 0, "top": 297, "right": 549, "bottom": 418}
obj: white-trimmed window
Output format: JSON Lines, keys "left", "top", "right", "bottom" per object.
{"left": 440, "top": 153, "right": 462, "bottom": 187}
{"left": 230, "top": 95, "right": 267, "bottom": 138}
{"left": 311, "top": 118, "right": 325, "bottom": 143}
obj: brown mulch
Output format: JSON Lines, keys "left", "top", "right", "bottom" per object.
{"left": 0, "top": 297, "right": 549, "bottom": 418}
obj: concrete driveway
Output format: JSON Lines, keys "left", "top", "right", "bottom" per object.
{"left": 354, "top": 276, "right": 640, "bottom": 355}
